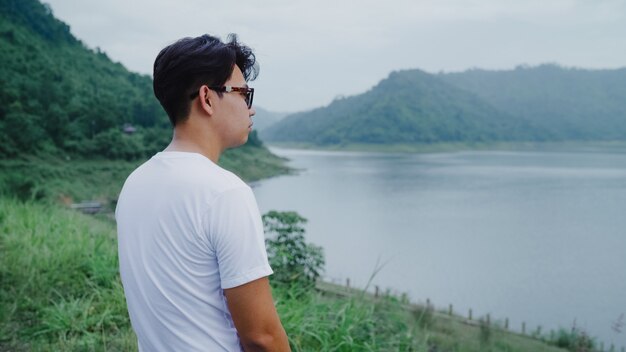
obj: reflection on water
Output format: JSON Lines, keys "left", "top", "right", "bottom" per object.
{"left": 252, "top": 147, "right": 626, "bottom": 347}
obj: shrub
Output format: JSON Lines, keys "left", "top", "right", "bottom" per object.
{"left": 263, "top": 211, "right": 324, "bottom": 290}
{"left": 549, "top": 327, "right": 595, "bottom": 352}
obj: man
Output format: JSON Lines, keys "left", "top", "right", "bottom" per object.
{"left": 116, "top": 34, "right": 290, "bottom": 352}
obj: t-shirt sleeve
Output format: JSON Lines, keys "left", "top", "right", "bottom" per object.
{"left": 205, "top": 186, "right": 273, "bottom": 289}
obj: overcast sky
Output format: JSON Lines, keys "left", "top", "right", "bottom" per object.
{"left": 44, "top": 0, "right": 626, "bottom": 112}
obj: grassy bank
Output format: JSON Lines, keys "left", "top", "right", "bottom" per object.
{"left": 0, "top": 144, "right": 291, "bottom": 206}
{"left": 0, "top": 198, "right": 136, "bottom": 351}
{"left": 0, "top": 198, "right": 578, "bottom": 351}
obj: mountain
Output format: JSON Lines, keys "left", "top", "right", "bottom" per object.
{"left": 263, "top": 65, "right": 626, "bottom": 147}
{"left": 252, "top": 106, "right": 288, "bottom": 132}
{"left": 0, "top": 0, "right": 174, "bottom": 159}
{"left": 439, "top": 64, "right": 626, "bottom": 141}
{"left": 262, "top": 69, "right": 543, "bottom": 145}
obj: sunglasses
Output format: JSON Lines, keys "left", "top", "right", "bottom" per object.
{"left": 189, "top": 86, "right": 254, "bottom": 109}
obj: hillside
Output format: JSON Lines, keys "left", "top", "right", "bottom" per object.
{"left": 0, "top": 0, "right": 174, "bottom": 159}
{"left": 262, "top": 69, "right": 544, "bottom": 146}
{"left": 440, "top": 64, "right": 626, "bottom": 141}
{"left": 0, "top": 0, "right": 287, "bottom": 172}
{"left": 263, "top": 65, "right": 626, "bottom": 147}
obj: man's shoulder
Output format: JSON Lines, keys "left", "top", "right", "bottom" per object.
{"left": 126, "top": 152, "right": 248, "bottom": 194}
{"left": 184, "top": 155, "right": 248, "bottom": 193}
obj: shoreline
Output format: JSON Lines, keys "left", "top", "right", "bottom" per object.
{"left": 266, "top": 140, "right": 626, "bottom": 154}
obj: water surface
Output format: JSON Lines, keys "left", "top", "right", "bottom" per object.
{"left": 252, "top": 147, "right": 626, "bottom": 347}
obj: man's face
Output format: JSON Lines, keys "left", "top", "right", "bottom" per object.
{"left": 212, "top": 65, "right": 255, "bottom": 149}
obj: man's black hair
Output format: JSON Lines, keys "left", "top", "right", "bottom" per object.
{"left": 153, "top": 34, "right": 259, "bottom": 126}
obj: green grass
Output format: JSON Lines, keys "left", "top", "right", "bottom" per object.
{"left": 0, "top": 198, "right": 135, "bottom": 351}
{"left": 0, "top": 198, "right": 575, "bottom": 351}
{"left": 0, "top": 157, "right": 142, "bottom": 205}
{"left": 0, "top": 145, "right": 291, "bottom": 206}
{"left": 311, "top": 283, "right": 571, "bottom": 352}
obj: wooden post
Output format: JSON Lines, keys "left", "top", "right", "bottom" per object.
{"left": 536, "top": 325, "right": 542, "bottom": 336}
{"left": 385, "top": 288, "right": 390, "bottom": 297}
{"left": 448, "top": 304, "right": 453, "bottom": 316}
{"left": 426, "top": 298, "right": 430, "bottom": 309}
{"left": 550, "top": 330, "right": 554, "bottom": 341}
{"left": 346, "top": 278, "right": 350, "bottom": 288}
{"left": 401, "top": 292, "right": 408, "bottom": 304}
{"left": 522, "top": 322, "right": 526, "bottom": 335}
{"left": 374, "top": 285, "right": 379, "bottom": 298}
{"left": 468, "top": 309, "right": 472, "bottom": 320}
{"left": 486, "top": 314, "right": 490, "bottom": 326}
{"left": 504, "top": 318, "right": 509, "bottom": 330}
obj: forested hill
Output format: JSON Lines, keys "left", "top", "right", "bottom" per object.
{"left": 262, "top": 69, "right": 544, "bottom": 145}
{"left": 0, "top": 0, "right": 165, "bottom": 159}
{"left": 263, "top": 65, "right": 626, "bottom": 147}
{"left": 440, "top": 64, "right": 626, "bottom": 141}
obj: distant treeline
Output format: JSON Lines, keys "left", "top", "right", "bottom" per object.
{"left": 262, "top": 65, "right": 626, "bottom": 146}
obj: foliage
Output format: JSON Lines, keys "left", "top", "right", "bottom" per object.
{"left": 0, "top": 0, "right": 172, "bottom": 160}
{"left": 547, "top": 328, "right": 596, "bottom": 352}
{"left": 263, "top": 211, "right": 324, "bottom": 289}
{"left": 0, "top": 0, "right": 76, "bottom": 44}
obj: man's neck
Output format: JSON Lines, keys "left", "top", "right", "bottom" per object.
{"left": 164, "top": 127, "right": 222, "bottom": 163}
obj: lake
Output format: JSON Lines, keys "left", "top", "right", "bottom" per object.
{"left": 252, "top": 146, "right": 626, "bottom": 348}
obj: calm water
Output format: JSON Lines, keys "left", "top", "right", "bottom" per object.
{"left": 252, "top": 147, "right": 626, "bottom": 347}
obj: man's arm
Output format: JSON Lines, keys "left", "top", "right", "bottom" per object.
{"left": 224, "top": 277, "right": 290, "bottom": 352}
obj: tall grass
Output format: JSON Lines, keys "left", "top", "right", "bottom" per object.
{"left": 274, "top": 285, "right": 426, "bottom": 351}
{"left": 0, "top": 198, "right": 573, "bottom": 351}
{"left": 0, "top": 198, "right": 135, "bottom": 351}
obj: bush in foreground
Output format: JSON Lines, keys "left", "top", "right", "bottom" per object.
{"left": 264, "top": 211, "right": 324, "bottom": 290}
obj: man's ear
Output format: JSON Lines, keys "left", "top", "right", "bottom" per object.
{"left": 199, "top": 86, "right": 214, "bottom": 116}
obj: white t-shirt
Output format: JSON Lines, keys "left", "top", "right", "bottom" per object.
{"left": 116, "top": 151, "right": 273, "bottom": 352}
